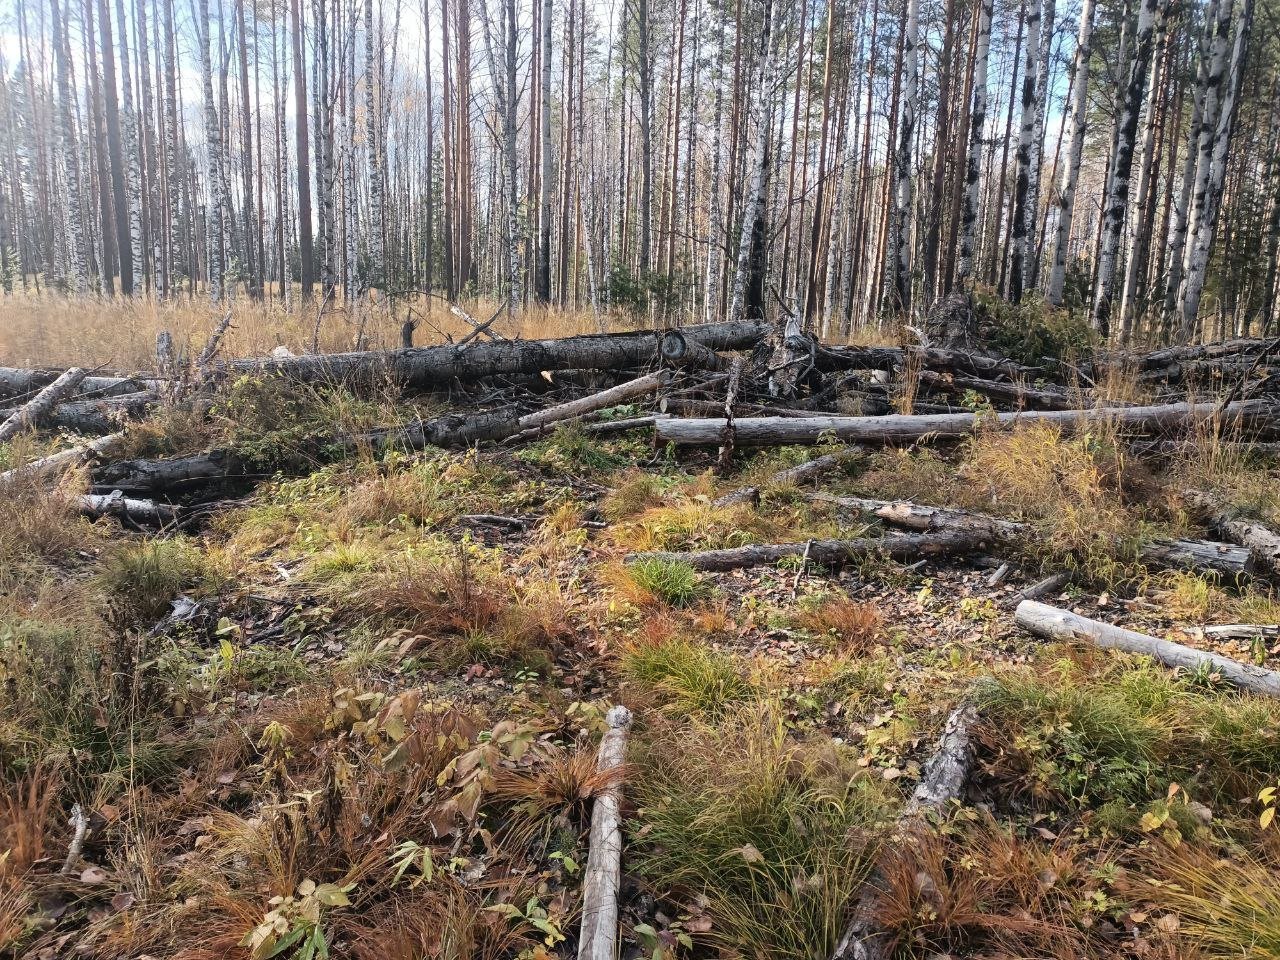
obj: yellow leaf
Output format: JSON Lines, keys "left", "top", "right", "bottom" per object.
{"left": 1262, "top": 807, "right": 1276, "bottom": 830}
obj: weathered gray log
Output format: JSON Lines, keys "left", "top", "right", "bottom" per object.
{"left": 816, "top": 495, "right": 1251, "bottom": 580}
{"left": 92, "top": 446, "right": 250, "bottom": 494}
{"left": 0, "top": 431, "right": 129, "bottom": 488}
{"left": 1203, "top": 624, "right": 1279, "bottom": 640}
{"left": 916, "top": 369, "right": 1076, "bottom": 411}
{"left": 503, "top": 371, "right": 668, "bottom": 442}
{"left": 659, "top": 330, "right": 732, "bottom": 371}
{"left": 583, "top": 414, "right": 668, "bottom": 435}
{"left": 1014, "top": 600, "right": 1280, "bottom": 696}
{"left": 1140, "top": 537, "right": 1256, "bottom": 580}
{"left": 221, "top": 321, "right": 768, "bottom": 389}
{"left": 713, "top": 449, "right": 861, "bottom": 508}
{"left": 0, "top": 367, "right": 88, "bottom": 442}
{"left": 627, "top": 531, "right": 985, "bottom": 572}
{"left": 0, "top": 391, "right": 158, "bottom": 435}
{"left": 812, "top": 493, "right": 1025, "bottom": 539}
{"left": 77, "top": 491, "right": 180, "bottom": 525}
{"left": 831, "top": 701, "right": 979, "bottom": 960}
{"left": 1132, "top": 336, "right": 1275, "bottom": 372}
{"left": 1184, "top": 489, "right": 1280, "bottom": 579}
{"left": 1002, "top": 571, "right": 1071, "bottom": 608}
{"left": 815, "top": 344, "right": 1043, "bottom": 381}
{"left": 0, "top": 367, "right": 159, "bottom": 400}
{"left": 655, "top": 400, "right": 1277, "bottom": 447}
{"left": 577, "top": 705, "right": 633, "bottom": 960}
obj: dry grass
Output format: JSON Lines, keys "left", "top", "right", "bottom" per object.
{"left": 0, "top": 292, "right": 641, "bottom": 369}
{"left": 792, "top": 595, "right": 887, "bottom": 653}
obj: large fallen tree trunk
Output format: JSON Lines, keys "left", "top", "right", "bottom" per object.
{"left": 1014, "top": 600, "right": 1280, "bottom": 696}
{"left": 831, "top": 701, "right": 979, "bottom": 960}
{"left": 815, "top": 494, "right": 1255, "bottom": 580}
{"left": 576, "top": 705, "right": 633, "bottom": 960}
{"left": 815, "top": 344, "right": 1044, "bottom": 381}
{"left": 627, "top": 531, "right": 986, "bottom": 572}
{"left": 220, "top": 321, "right": 767, "bottom": 390}
{"left": 0, "top": 391, "right": 158, "bottom": 435}
{"left": 655, "top": 400, "right": 1276, "bottom": 447}
{"left": 1183, "top": 489, "right": 1280, "bottom": 579}
{"left": 94, "top": 375, "right": 666, "bottom": 494}
{"left": 0, "top": 367, "right": 159, "bottom": 401}
{"left": 916, "top": 370, "right": 1077, "bottom": 411}
{"left": 0, "top": 367, "right": 87, "bottom": 442}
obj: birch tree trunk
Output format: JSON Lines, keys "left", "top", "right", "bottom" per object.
{"left": 1008, "top": 0, "right": 1042, "bottom": 303}
{"left": 886, "top": 0, "right": 920, "bottom": 317}
{"left": 1091, "top": 0, "right": 1162, "bottom": 336}
{"left": 112, "top": 0, "right": 143, "bottom": 294}
{"left": 199, "top": 0, "right": 226, "bottom": 301}
{"left": 1045, "top": 0, "right": 1096, "bottom": 306}
{"left": 535, "top": 0, "right": 552, "bottom": 303}
{"left": 49, "top": 0, "right": 88, "bottom": 294}
{"left": 703, "top": 2, "right": 728, "bottom": 322}
{"left": 728, "top": 0, "right": 775, "bottom": 323}
{"left": 1023, "top": 0, "right": 1055, "bottom": 292}
{"left": 365, "top": 0, "right": 385, "bottom": 290}
{"left": 1176, "top": 0, "right": 1252, "bottom": 341}
{"left": 956, "top": 0, "right": 993, "bottom": 284}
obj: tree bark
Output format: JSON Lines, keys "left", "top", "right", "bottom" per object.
{"left": 0, "top": 367, "right": 88, "bottom": 443}
{"left": 628, "top": 531, "right": 986, "bottom": 572}
{"left": 1015, "top": 600, "right": 1280, "bottom": 696}
{"left": 576, "top": 705, "right": 633, "bottom": 960}
{"left": 654, "top": 400, "right": 1275, "bottom": 447}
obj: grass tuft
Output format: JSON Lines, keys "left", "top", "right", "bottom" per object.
{"left": 619, "top": 557, "right": 707, "bottom": 607}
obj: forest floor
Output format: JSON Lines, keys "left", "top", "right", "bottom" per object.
{"left": 2, "top": 317, "right": 1280, "bottom": 959}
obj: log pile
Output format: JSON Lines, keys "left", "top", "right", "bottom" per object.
{"left": 1, "top": 322, "right": 1276, "bottom": 539}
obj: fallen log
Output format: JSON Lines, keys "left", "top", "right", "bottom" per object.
{"left": 831, "top": 702, "right": 979, "bottom": 960}
{"left": 1014, "top": 600, "right": 1280, "bottom": 696}
{"left": 1203, "top": 623, "right": 1280, "bottom": 640}
{"left": 1140, "top": 537, "right": 1256, "bottom": 580}
{"left": 77, "top": 491, "right": 180, "bottom": 526}
{"left": 655, "top": 400, "right": 1277, "bottom": 447}
{"left": 501, "top": 371, "right": 668, "bottom": 443}
{"left": 0, "top": 431, "right": 129, "bottom": 488}
{"left": 815, "top": 344, "right": 1043, "bottom": 381}
{"left": 0, "top": 391, "right": 158, "bottom": 435}
{"left": 916, "top": 370, "right": 1076, "bottom": 411}
{"left": 658, "top": 330, "right": 732, "bottom": 371}
{"left": 1183, "top": 489, "right": 1280, "bottom": 579}
{"left": 0, "top": 367, "right": 88, "bottom": 442}
{"left": 577, "top": 705, "right": 633, "bottom": 960}
{"left": 713, "top": 449, "right": 861, "bottom": 508}
{"left": 221, "top": 321, "right": 767, "bottom": 390}
{"left": 1002, "top": 571, "right": 1071, "bottom": 608}
{"left": 816, "top": 495, "right": 1253, "bottom": 580}
{"left": 96, "top": 377, "right": 664, "bottom": 493}
{"left": 627, "top": 530, "right": 985, "bottom": 572}
{"left": 93, "top": 447, "right": 250, "bottom": 494}
{"left": 0, "top": 367, "right": 159, "bottom": 401}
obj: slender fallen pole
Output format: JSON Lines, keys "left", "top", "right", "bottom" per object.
{"left": 1014, "top": 600, "right": 1280, "bottom": 696}
{"left": 577, "top": 705, "right": 634, "bottom": 960}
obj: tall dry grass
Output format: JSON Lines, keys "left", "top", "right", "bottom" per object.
{"left": 0, "top": 291, "right": 647, "bottom": 370}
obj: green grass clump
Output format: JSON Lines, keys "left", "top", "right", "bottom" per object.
{"left": 631, "top": 705, "right": 893, "bottom": 958}
{"left": 98, "top": 538, "right": 215, "bottom": 625}
{"left": 976, "top": 657, "right": 1280, "bottom": 813}
{"left": 623, "top": 557, "right": 706, "bottom": 607}
{"left": 621, "top": 636, "right": 753, "bottom": 717}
